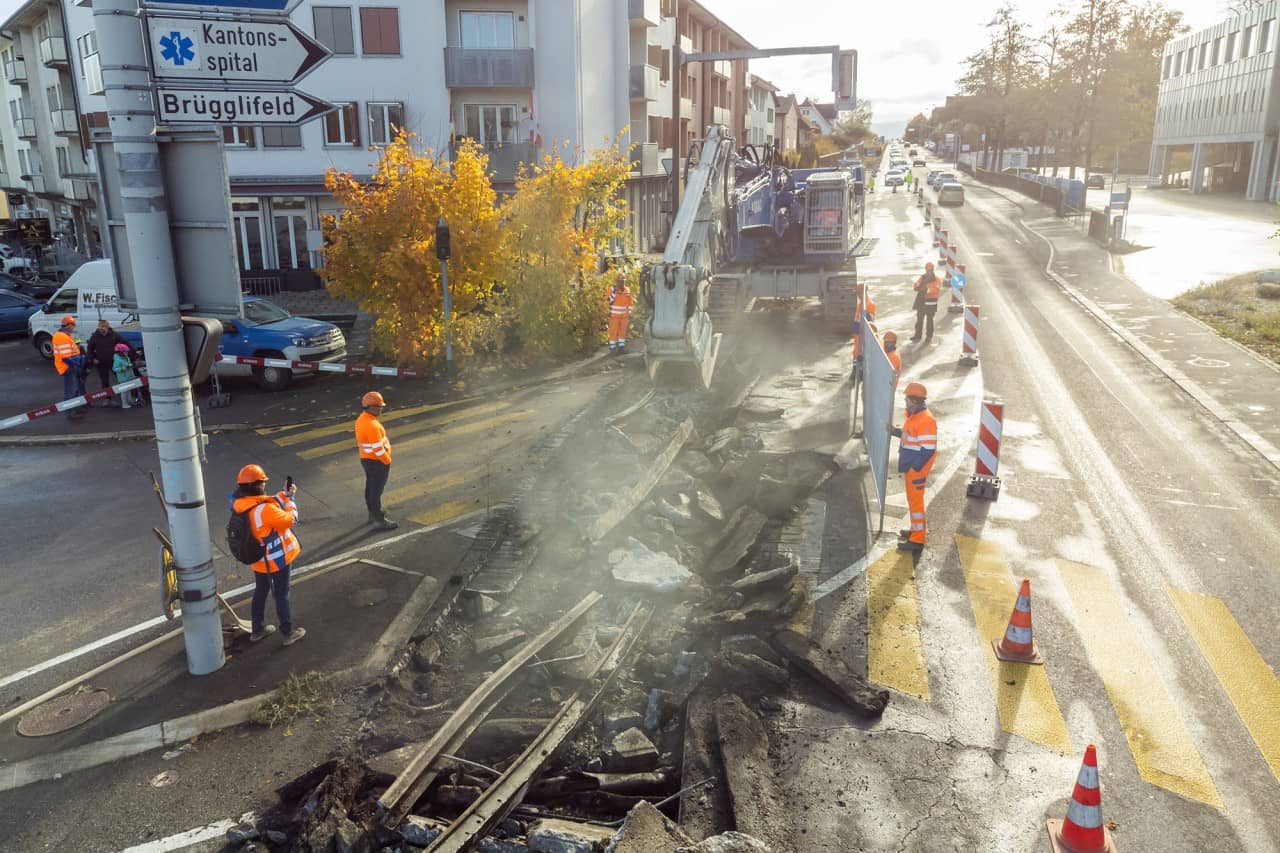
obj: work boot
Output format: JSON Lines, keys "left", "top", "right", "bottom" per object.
{"left": 373, "top": 515, "right": 399, "bottom": 531}
{"left": 249, "top": 625, "right": 277, "bottom": 643}
{"left": 282, "top": 627, "right": 307, "bottom": 646}
{"left": 367, "top": 512, "right": 381, "bottom": 526}
{"left": 910, "top": 335, "right": 921, "bottom": 343}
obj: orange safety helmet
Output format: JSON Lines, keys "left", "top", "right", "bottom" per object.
{"left": 904, "top": 381, "right": 928, "bottom": 400}
{"left": 237, "top": 463, "right": 269, "bottom": 484}
{"left": 61, "top": 315, "right": 76, "bottom": 326}
{"left": 883, "top": 330, "right": 898, "bottom": 344}
{"left": 362, "top": 391, "right": 386, "bottom": 407}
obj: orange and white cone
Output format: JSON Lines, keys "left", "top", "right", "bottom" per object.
{"left": 992, "top": 578, "right": 1043, "bottom": 664}
{"left": 1046, "top": 744, "right": 1118, "bottom": 853}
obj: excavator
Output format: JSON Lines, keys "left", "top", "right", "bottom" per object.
{"left": 641, "top": 126, "right": 877, "bottom": 386}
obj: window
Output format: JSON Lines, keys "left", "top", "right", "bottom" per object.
{"left": 460, "top": 11, "right": 514, "bottom": 48}
{"left": 1243, "top": 26, "right": 1255, "bottom": 57}
{"left": 313, "top": 7, "right": 355, "bottom": 55}
{"left": 272, "top": 198, "right": 311, "bottom": 270}
{"left": 55, "top": 146, "right": 69, "bottom": 178}
{"left": 1261, "top": 19, "right": 1274, "bottom": 53}
{"left": 1226, "top": 32, "right": 1237, "bottom": 62}
{"left": 47, "top": 288, "right": 78, "bottom": 313}
{"left": 461, "top": 104, "right": 515, "bottom": 145}
{"left": 1173, "top": 53, "right": 1181, "bottom": 75}
{"left": 77, "top": 32, "right": 102, "bottom": 94}
{"left": 766, "top": 107, "right": 775, "bottom": 123}
{"left": 1162, "top": 55, "right": 1171, "bottom": 78}
{"left": 1211, "top": 37, "right": 1221, "bottom": 65}
{"left": 261, "top": 126, "right": 302, "bottom": 148}
{"left": 324, "top": 102, "right": 359, "bottom": 146}
{"left": 359, "top": 7, "right": 400, "bottom": 55}
{"left": 223, "top": 125, "right": 256, "bottom": 147}
{"left": 46, "top": 85, "right": 61, "bottom": 111}
{"left": 1199, "top": 43, "right": 1208, "bottom": 69}
{"left": 232, "top": 199, "right": 265, "bottom": 271}
{"left": 367, "top": 101, "right": 403, "bottom": 145}
{"left": 76, "top": 31, "right": 96, "bottom": 60}
{"left": 18, "top": 148, "right": 41, "bottom": 176}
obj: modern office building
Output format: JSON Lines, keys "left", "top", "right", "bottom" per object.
{"left": 1151, "top": 3, "right": 1280, "bottom": 200}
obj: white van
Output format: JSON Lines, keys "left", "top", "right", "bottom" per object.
{"left": 27, "top": 260, "right": 134, "bottom": 359}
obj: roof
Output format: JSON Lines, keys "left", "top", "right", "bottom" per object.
{"left": 0, "top": 0, "right": 48, "bottom": 34}
{"left": 748, "top": 74, "right": 780, "bottom": 93}
{"left": 775, "top": 95, "right": 797, "bottom": 114}
{"left": 686, "top": 0, "right": 757, "bottom": 51}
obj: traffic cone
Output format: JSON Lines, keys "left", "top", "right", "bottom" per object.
{"left": 992, "top": 578, "right": 1043, "bottom": 664}
{"left": 1046, "top": 744, "right": 1118, "bottom": 853}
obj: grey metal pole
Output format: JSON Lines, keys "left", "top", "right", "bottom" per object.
{"left": 96, "top": 0, "right": 223, "bottom": 675}
{"left": 441, "top": 259, "right": 453, "bottom": 368}
{"left": 671, "top": 0, "right": 681, "bottom": 219}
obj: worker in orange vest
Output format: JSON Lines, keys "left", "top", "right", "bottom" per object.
{"left": 850, "top": 285, "right": 878, "bottom": 380}
{"left": 231, "top": 464, "right": 305, "bottom": 645}
{"left": 607, "top": 275, "right": 634, "bottom": 353}
{"left": 883, "top": 330, "right": 902, "bottom": 379}
{"left": 52, "top": 315, "right": 87, "bottom": 419}
{"left": 887, "top": 381, "right": 938, "bottom": 552}
{"left": 911, "top": 262, "right": 942, "bottom": 343}
{"left": 356, "top": 390, "right": 397, "bottom": 530}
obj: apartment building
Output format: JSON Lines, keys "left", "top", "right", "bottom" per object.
{"left": 745, "top": 73, "right": 777, "bottom": 148}
{"left": 774, "top": 94, "right": 799, "bottom": 152}
{"left": 0, "top": 0, "right": 761, "bottom": 272}
{"left": 798, "top": 99, "right": 836, "bottom": 135}
{"left": 1151, "top": 2, "right": 1280, "bottom": 200}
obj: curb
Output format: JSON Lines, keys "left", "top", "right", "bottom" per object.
{"left": 0, "top": 349, "right": 614, "bottom": 448}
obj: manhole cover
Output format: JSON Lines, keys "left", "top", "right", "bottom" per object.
{"left": 17, "top": 689, "right": 111, "bottom": 737}
{"left": 348, "top": 587, "right": 388, "bottom": 608}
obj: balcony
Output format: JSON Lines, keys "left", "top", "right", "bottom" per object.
{"left": 680, "top": 97, "right": 693, "bottom": 120}
{"left": 630, "top": 64, "right": 660, "bottom": 102}
{"left": 51, "top": 108, "right": 78, "bottom": 136}
{"left": 711, "top": 60, "right": 731, "bottom": 79}
{"left": 629, "top": 0, "right": 659, "bottom": 27}
{"left": 39, "top": 36, "right": 68, "bottom": 68}
{"left": 23, "top": 174, "right": 45, "bottom": 194}
{"left": 444, "top": 47, "right": 534, "bottom": 89}
{"left": 62, "top": 178, "right": 91, "bottom": 201}
{"left": 453, "top": 141, "right": 537, "bottom": 184}
{"left": 3, "top": 58, "right": 27, "bottom": 84}
{"left": 630, "top": 141, "right": 662, "bottom": 176}
{"left": 712, "top": 105, "right": 731, "bottom": 127}
{"left": 15, "top": 118, "right": 37, "bottom": 139}
{"left": 680, "top": 35, "right": 692, "bottom": 55}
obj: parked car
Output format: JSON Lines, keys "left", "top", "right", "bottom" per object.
{"left": 883, "top": 170, "right": 905, "bottom": 187}
{"left": 116, "top": 295, "right": 347, "bottom": 391}
{"left": 912, "top": 158, "right": 926, "bottom": 167}
{"left": 938, "top": 182, "right": 966, "bottom": 207}
{"left": 926, "top": 169, "right": 942, "bottom": 186}
{"left": 0, "top": 271, "right": 58, "bottom": 301}
{"left": 0, "top": 289, "right": 41, "bottom": 335}
{"left": 1086, "top": 174, "right": 1106, "bottom": 189}
{"left": 933, "top": 172, "right": 957, "bottom": 191}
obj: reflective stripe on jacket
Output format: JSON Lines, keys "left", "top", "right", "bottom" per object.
{"left": 608, "top": 287, "right": 634, "bottom": 315}
{"left": 356, "top": 411, "right": 392, "bottom": 464}
{"left": 52, "top": 331, "right": 79, "bottom": 376}
{"left": 233, "top": 493, "right": 300, "bottom": 574}
{"left": 897, "top": 407, "right": 938, "bottom": 474}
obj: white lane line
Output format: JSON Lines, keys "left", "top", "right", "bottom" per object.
{"left": 0, "top": 509, "right": 489, "bottom": 692}
{"left": 118, "top": 812, "right": 255, "bottom": 853}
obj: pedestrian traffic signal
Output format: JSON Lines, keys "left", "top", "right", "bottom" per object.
{"left": 436, "top": 217, "right": 451, "bottom": 261}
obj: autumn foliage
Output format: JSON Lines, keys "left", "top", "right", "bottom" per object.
{"left": 322, "top": 134, "right": 634, "bottom": 366}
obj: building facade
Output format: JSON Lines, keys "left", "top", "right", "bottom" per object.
{"left": 745, "top": 73, "right": 776, "bottom": 148}
{"left": 798, "top": 99, "right": 836, "bottom": 135}
{"left": 774, "top": 94, "right": 799, "bottom": 152}
{"left": 1151, "top": 3, "right": 1280, "bottom": 200}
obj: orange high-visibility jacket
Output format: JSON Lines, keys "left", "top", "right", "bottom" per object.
{"left": 608, "top": 286, "right": 634, "bottom": 315}
{"left": 886, "top": 348, "right": 902, "bottom": 374}
{"left": 914, "top": 274, "right": 941, "bottom": 306}
{"left": 896, "top": 407, "right": 938, "bottom": 474}
{"left": 355, "top": 411, "right": 392, "bottom": 465}
{"left": 52, "top": 331, "right": 79, "bottom": 375}
{"left": 233, "top": 492, "right": 300, "bottom": 574}
{"left": 851, "top": 294, "right": 878, "bottom": 356}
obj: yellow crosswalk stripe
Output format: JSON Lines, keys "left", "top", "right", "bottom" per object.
{"left": 954, "top": 535, "right": 1070, "bottom": 752}
{"left": 786, "top": 576, "right": 815, "bottom": 638}
{"left": 866, "top": 550, "right": 930, "bottom": 700}
{"left": 390, "top": 409, "right": 533, "bottom": 455}
{"left": 1059, "top": 561, "right": 1222, "bottom": 808}
{"left": 409, "top": 494, "right": 496, "bottom": 528}
{"left": 380, "top": 467, "right": 476, "bottom": 508}
{"left": 1168, "top": 587, "right": 1280, "bottom": 786}
{"left": 296, "top": 401, "right": 512, "bottom": 460}
{"left": 271, "top": 398, "right": 479, "bottom": 447}
{"left": 256, "top": 422, "right": 313, "bottom": 437}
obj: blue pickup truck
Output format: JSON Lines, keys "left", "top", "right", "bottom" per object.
{"left": 119, "top": 296, "right": 347, "bottom": 391}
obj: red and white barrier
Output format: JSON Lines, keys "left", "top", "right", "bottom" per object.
{"left": 960, "top": 303, "right": 980, "bottom": 363}
{"left": 967, "top": 397, "right": 1003, "bottom": 500}
{"left": 215, "top": 354, "right": 427, "bottom": 378}
{"left": 932, "top": 217, "right": 942, "bottom": 246}
{"left": 944, "top": 243, "right": 958, "bottom": 274}
{"left": 0, "top": 376, "right": 149, "bottom": 431}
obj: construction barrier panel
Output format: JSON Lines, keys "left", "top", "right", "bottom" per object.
{"left": 967, "top": 396, "right": 1003, "bottom": 500}
{"left": 0, "top": 376, "right": 149, "bottom": 431}
{"left": 960, "top": 303, "right": 980, "bottom": 363}
{"left": 860, "top": 322, "right": 898, "bottom": 525}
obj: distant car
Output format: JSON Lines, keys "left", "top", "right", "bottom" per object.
{"left": 933, "top": 172, "right": 957, "bottom": 191}
{"left": 0, "top": 289, "right": 41, "bottom": 335}
{"left": 883, "top": 170, "right": 905, "bottom": 187}
{"left": 1086, "top": 174, "right": 1106, "bottom": 189}
{"left": 912, "top": 158, "right": 926, "bottom": 167}
{"left": 909, "top": 148, "right": 918, "bottom": 157}
{"left": 0, "top": 272, "right": 58, "bottom": 301}
{"left": 938, "top": 183, "right": 965, "bottom": 206}
{"left": 926, "top": 169, "right": 942, "bottom": 186}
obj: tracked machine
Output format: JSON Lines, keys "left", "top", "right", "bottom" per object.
{"left": 642, "top": 126, "right": 877, "bottom": 385}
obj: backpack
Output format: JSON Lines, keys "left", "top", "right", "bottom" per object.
{"left": 226, "top": 506, "right": 265, "bottom": 565}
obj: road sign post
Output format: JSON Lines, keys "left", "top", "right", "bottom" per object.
{"left": 97, "top": 0, "right": 223, "bottom": 675}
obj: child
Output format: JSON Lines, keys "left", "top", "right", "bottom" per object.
{"left": 112, "top": 342, "right": 143, "bottom": 408}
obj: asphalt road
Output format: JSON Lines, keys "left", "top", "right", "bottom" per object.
{"left": 783, "top": 166, "right": 1280, "bottom": 850}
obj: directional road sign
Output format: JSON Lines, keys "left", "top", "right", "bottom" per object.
{"left": 154, "top": 86, "right": 334, "bottom": 125}
{"left": 147, "top": 15, "right": 330, "bottom": 84}
{"left": 143, "top": 1, "right": 296, "bottom": 11}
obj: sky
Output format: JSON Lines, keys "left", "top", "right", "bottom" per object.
{"left": 0, "top": 0, "right": 1231, "bottom": 138}
{"left": 701, "top": 0, "right": 1227, "bottom": 138}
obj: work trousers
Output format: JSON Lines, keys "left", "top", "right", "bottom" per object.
{"left": 362, "top": 457, "right": 391, "bottom": 518}
{"left": 905, "top": 469, "right": 929, "bottom": 545}
{"left": 608, "top": 314, "right": 631, "bottom": 349}
{"left": 251, "top": 565, "right": 292, "bottom": 635}
{"left": 913, "top": 306, "right": 936, "bottom": 341}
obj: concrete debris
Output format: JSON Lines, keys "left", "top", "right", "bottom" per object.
{"left": 693, "top": 589, "right": 792, "bottom": 630}
{"left": 711, "top": 652, "right": 788, "bottom": 695}
{"left": 462, "top": 592, "right": 503, "bottom": 620}
{"left": 527, "top": 818, "right": 618, "bottom": 853}
{"left": 435, "top": 784, "right": 484, "bottom": 809}
{"left": 681, "top": 450, "right": 718, "bottom": 478}
{"left": 605, "top": 727, "right": 660, "bottom": 773}
{"left": 712, "top": 695, "right": 778, "bottom": 843}
{"left": 226, "top": 823, "right": 259, "bottom": 843}
{"left": 604, "top": 709, "right": 645, "bottom": 733}
{"left": 703, "top": 508, "right": 768, "bottom": 578}
{"left": 290, "top": 757, "right": 377, "bottom": 853}
{"left": 399, "top": 815, "right": 446, "bottom": 846}
{"left": 652, "top": 474, "right": 696, "bottom": 498}
{"left": 740, "top": 398, "right": 786, "bottom": 420}
{"left": 677, "top": 831, "right": 774, "bottom": 852}
{"left": 706, "top": 427, "right": 742, "bottom": 455}
{"left": 692, "top": 490, "right": 725, "bottom": 523}
{"left": 564, "top": 770, "right": 673, "bottom": 795}
{"left": 477, "top": 838, "right": 532, "bottom": 853}
{"left": 720, "top": 634, "right": 784, "bottom": 666}
{"left": 606, "top": 800, "right": 695, "bottom": 852}
{"left": 654, "top": 496, "right": 699, "bottom": 528}
{"left": 727, "top": 562, "right": 798, "bottom": 595}
{"left": 672, "top": 650, "right": 700, "bottom": 677}
{"left": 410, "top": 638, "right": 442, "bottom": 673}
{"left": 475, "top": 630, "right": 529, "bottom": 657}
{"left": 770, "top": 629, "right": 889, "bottom": 719}
{"left": 609, "top": 538, "right": 693, "bottom": 592}
{"left": 678, "top": 685, "right": 732, "bottom": 841}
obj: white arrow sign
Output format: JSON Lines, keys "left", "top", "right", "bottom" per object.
{"left": 147, "top": 14, "right": 331, "bottom": 84}
{"left": 154, "top": 86, "right": 335, "bottom": 125}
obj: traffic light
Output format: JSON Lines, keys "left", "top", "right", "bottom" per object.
{"left": 436, "top": 217, "right": 451, "bottom": 261}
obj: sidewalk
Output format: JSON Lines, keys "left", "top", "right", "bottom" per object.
{"left": 992, "top": 187, "right": 1280, "bottom": 470}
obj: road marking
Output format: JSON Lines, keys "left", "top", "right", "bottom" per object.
{"left": 119, "top": 812, "right": 256, "bottom": 853}
{"left": 1168, "top": 587, "right": 1280, "bottom": 785}
{"left": 866, "top": 550, "right": 930, "bottom": 700}
{"left": 296, "top": 401, "right": 513, "bottom": 459}
{"left": 409, "top": 494, "right": 497, "bottom": 527}
{"left": 954, "top": 534, "right": 1071, "bottom": 752}
{"left": 269, "top": 398, "right": 474, "bottom": 447}
{"left": 1059, "top": 560, "right": 1223, "bottom": 808}
{"left": 392, "top": 409, "right": 534, "bottom": 455}
{"left": 379, "top": 467, "right": 477, "bottom": 508}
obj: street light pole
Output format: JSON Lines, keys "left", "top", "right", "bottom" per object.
{"left": 436, "top": 217, "right": 453, "bottom": 370}
{"left": 96, "top": 0, "right": 223, "bottom": 674}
